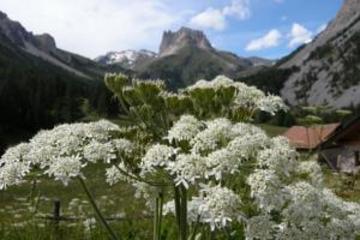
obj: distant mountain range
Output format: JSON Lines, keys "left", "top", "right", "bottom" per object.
{"left": 0, "top": 0, "right": 359, "bottom": 137}
{"left": 95, "top": 49, "right": 157, "bottom": 70}
{"left": 94, "top": 27, "right": 273, "bottom": 89}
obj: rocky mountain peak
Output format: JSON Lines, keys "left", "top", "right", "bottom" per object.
{"left": 159, "top": 27, "right": 213, "bottom": 57}
{"left": 35, "top": 33, "right": 57, "bottom": 53}
{"left": 0, "top": 12, "right": 58, "bottom": 53}
{"left": 0, "top": 11, "right": 32, "bottom": 46}
{"left": 0, "top": 11, "right": 8, "bottom": 20}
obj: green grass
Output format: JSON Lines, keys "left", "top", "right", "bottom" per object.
{"left": 257, "top": 124, "right": 288, "bottom": 137}
{"left": 0, "top": 163, "right": 155, "bottom": 239}
{"left": 322, "top": 167, "right": 360, "bottom": 202}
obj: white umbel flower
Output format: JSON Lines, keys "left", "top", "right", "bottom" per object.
{"left": 166, "top": 115, "right": 204, "bottom": 142}
{"left": 105, "top": 165, "right": 126, "bottom": 186}
{"left": 166, "top": 153, "right": 207, "bottom": 188}
{"left": 195, "top": 184, "right": 242, "bottom": 231}
{"left": 140, "top": 144, "right": 177, "bottom": 174}
{"left": 246, "top": 214, "right": 275, "bottom": 240}
{"left": 83, "top": 140, "right": 116, "bottom": 163}
{"left": 0, "top": 120, "right": 128, "bottom": 189}
{"left": 44, "top": 155, "right": 83, "bottom": 185}
{"left": 191, "top": 118, "right": 232, "bottom": 155}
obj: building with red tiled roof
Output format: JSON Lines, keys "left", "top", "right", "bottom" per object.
{"left": 283, "top": 115, "right": 360, "bottom": 172}
{"left": 283, "top": 123, "right": 339, "bottom": 150}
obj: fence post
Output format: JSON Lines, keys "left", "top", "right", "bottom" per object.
{"left": 52, "top": 198, "right": 61, "bottom": 239}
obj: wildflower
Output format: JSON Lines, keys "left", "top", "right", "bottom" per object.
{"left": 166, "top": 153, "right": 207, "bottom": 188}
{"left": 194, "top": 184, "right": 242, "bottom": 231}
{"left": 44, "top": 155, "right": 83, "bottom": 185}
{"left": 191, "top": 118, "right": 232, "bottom": 154}
{"left": 166, "top": 115, "right": 204, "bottom": 143}
{"left": 140, "top": 144, "right": 177, "bottom": 174}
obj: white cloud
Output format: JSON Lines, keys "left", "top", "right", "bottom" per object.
{"left": 288, "top": 23, "right": 312, "bottom": 47}
{"left": 223, "top": 0, "right": 251, "bottom": 20}
{"left": 189, "top": 8, "right": 226, "bottom": 31}
{"left": 0, "top": 0, "right": 186, "bottom": 58}
{"left": 245, "top": 29, "right": 282, "bottom": 51}
{"left": 189, "top": 0, "right": 250, "bottom": 31}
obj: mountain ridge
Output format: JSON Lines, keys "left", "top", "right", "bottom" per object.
{"left": 279, "top": 0, "right": 360, "bottom": 108}
{"left": 95, "top": 26, "right": 273, "bottom": 89}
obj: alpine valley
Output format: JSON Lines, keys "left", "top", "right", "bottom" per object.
{"left": 1, "top": 0, "right": 360, "bottom": 138}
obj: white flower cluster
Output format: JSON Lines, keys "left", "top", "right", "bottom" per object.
{"left": 246, "top": 135, "right": 360, "bottom": 239}
{"left": 150, "top": 116, "right": 271, "bottom": 187}
{"left": 166, "top": 154, "right": 207, "bottom": 189}
{"left": 132, "top": 79, "right": 166, "bottom": 90}
{"left": 164, "top": 184, "right": 242, "bottom": 231}
{"left": 257, "top": 137, "right": 298, "bottom": 178}
{"left": 185, "top": 75, "right": 287, "bottom": 115}
{"left": 0, "top": 120, "right": 133, "bottom": 188}
{"left": 166, "top": 115, "right": 204, "bottom": 143}
{"left": 0, "top": 144, "right": 31, "bottom": 189}
{"left": 140, "top": 144, "right": 177, "bottom": 174}
{"left": 190, "top": 118, "right": 233, "bottom": 155}
{"left": 186, "top": 75, "right": 234, "bottom": 91}
{"left": 105, "top": 163, "right": 129, "bottom": 186}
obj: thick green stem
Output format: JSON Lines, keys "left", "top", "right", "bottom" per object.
{"left": 158, "top": 192, "right": 164, "bottom": 240}
{"left": 78, "top": 178, "right": 119, "bottom": 240}
{"left": 153, "top": 197, "right": 159, "bottom": 240}
{"left": 153, "top": 191, "right": 164, "bottom": 240}
{"left": 180, "top": 186, "right": 188, "bottom": 240}
{"left": 174, "top": 186, "right": 181, "bottom": 228}
{"left": 174, "top": 185, "right": 187, "bottom": 240}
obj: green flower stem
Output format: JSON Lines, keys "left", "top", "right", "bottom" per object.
{"left": 158, "top": 191, "right": 164, "bottom": 240}
{"left": 189, "top": 216, "right": 201, "bottom": 240}
{"left": 153, "top": 191, "right": 164, "bottom": 240}
{"left": 180, "top": 185, "right": 188, "bottom": 240}
{"left": 78, "top": 177, "right": 119, "bottom": 240}
{"left": 174, "top": 185, "right": 181, "bottom": 228}
{"left": 153, "top": 197, "right": 159, "bottom": 240}
{"left": 174, "top": 185, "right": 188, "bottom": 240}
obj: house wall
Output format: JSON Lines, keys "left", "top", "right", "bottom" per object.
{"left": 321, "top": 145, "right": 360, "bottom": 172}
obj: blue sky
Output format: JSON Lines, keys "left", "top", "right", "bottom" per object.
{"left": 0, "top": 0, "right": 343, "bottom": 59}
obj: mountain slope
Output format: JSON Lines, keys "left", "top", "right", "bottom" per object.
{"left": 0, "top": 11, "right": 123, "bottom": 132}
{"left": 95, "top": 50, "right": 157, "bottom": 69}
{"left": 138, "top": 45, "right": 251, "bottom": 89}
{"left": 134, "top": 27, "right": 254, "bottom": 88}
{"left": 280, "top": 0, "right": 360, "bottom": 108}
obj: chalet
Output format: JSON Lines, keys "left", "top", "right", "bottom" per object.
{"left": 283, "top": 116, "right": 360, "bottom": 172}
{"left": 320, "top": 115, "right": 360, "bottom": 172}
{"left": 283, "top": 123, "right": 339, "bottom": 150}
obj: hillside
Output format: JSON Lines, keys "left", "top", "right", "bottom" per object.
{"left": 279, "top": 0, "right": 360, "bottom": 108}
{"left": 0, "top": 11, "right": 124, "bottom": 134}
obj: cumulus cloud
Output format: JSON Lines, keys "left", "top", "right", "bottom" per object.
{"left": 223, "top": 0, "right": 251, "bottom": 20}
{"left": 0, "top": 0, "right": 185, "bottom": 58}
{"left": 245, "top": 29, "right": 282, "bottom": 51}
{"left": 288, "top": 23, "right": 312, "bottom": 47}
{"left": 189, "top": 8, "right": 226, "bottom": 31}
{"left": 190, "top": 0, "right": 250, "bottom": 31}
